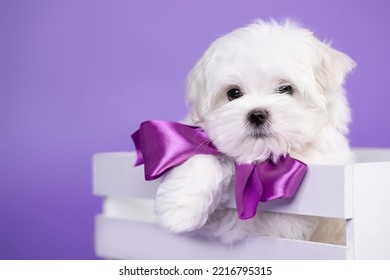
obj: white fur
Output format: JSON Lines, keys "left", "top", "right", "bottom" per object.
{"left": 154, "top": 19, "right": 355, "bottom": 244}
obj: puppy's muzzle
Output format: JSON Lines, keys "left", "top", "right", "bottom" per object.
{"left": 247, "top": 109, "right": 269, "bottom": 126}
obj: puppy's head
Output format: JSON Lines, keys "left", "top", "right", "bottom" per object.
{"left": 186, "top": 20, "right": 355, "bottom": 163}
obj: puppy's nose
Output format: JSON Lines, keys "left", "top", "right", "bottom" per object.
{"left": 248, "top": 109, "right": 269, "bottom": 126}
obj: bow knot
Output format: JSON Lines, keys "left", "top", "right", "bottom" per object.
{"left": 132, "top": 120, "right": 307, "bottom": 220}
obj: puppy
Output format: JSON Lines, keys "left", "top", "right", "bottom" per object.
{"left": 154, "top": 20, "right": 355, "bottom": 244}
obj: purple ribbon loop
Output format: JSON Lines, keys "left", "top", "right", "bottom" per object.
{"left": 131, "top": 120, "right": 307, "bottom": 220}
{"left": 131, "top": 120, "right": 220, "bottom": 180}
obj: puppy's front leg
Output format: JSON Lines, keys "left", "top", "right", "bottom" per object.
{"left": 155, "top": 154, "right": 232, "bottom": 233}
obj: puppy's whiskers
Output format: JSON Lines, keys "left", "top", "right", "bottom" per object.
{"left": 192, "top": 131, "right": 215, "bottom": 156}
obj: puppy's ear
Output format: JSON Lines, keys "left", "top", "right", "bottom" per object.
{"left": 314, "top": 42, "right": 356, "bottom": 94}
{"left": 186, "top": 59, "right": 206, "bottom": 123}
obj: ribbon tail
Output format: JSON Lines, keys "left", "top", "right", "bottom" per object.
{"left": 234, "top": 163, "right": 263, "bottom": 220}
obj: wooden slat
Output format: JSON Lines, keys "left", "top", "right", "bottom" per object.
{"left": 93, "top": 152, "right": 352, "bottom": 218}
{"left": 95, "top": 215, "right": 351, "bottom": 260}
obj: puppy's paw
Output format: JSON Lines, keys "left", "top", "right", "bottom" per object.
{"left": 155, "top": 154, "right": 232, "bottom": 233}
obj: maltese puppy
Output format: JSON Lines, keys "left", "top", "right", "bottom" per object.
{"left": 154, "top": 19, "right": 355, "bottom": 244}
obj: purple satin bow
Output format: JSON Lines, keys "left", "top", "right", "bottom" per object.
{"left": 131, "top": 120, "right": 307, "bottom": 220}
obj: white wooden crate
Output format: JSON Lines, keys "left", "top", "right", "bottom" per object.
{"left": 93, "top": 149, "right": 390, "bottom": 259}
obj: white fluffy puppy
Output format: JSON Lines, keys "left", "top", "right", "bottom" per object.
{"left": 155, "top": 20, "right": 355, "bottom": 244}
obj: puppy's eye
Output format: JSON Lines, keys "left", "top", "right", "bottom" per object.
{"left": 277, "top": 84, "right": 294, "bottom": 95}
{"left": 227, "top": 88, "right": 244, "bottom": 101}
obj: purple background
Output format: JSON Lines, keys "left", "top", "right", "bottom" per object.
{"left": 1, "top": 0, "right": 389, "bottom": 259}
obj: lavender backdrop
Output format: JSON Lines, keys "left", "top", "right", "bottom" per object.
{"left": 0, "top": 0, "right": 389, "bottom": 259}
